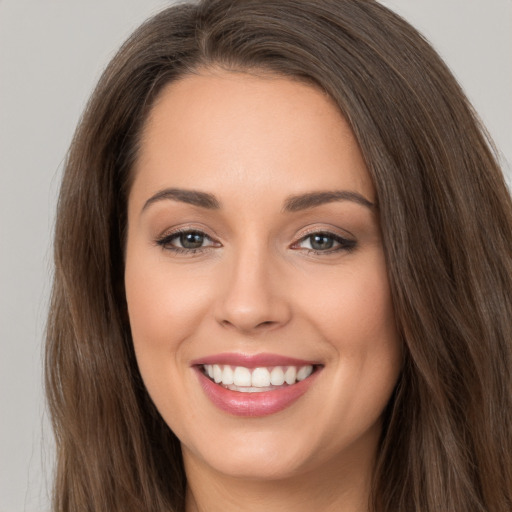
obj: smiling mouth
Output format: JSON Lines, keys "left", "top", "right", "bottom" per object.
{"left": 195, "top": 357, "right": 323, "bottom": 416}
{"left": 201, "top": 364, "right": 319, "bottom": 392}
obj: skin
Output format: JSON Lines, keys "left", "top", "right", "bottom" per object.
{"left": 125, "top": 69, "right": 402, "bottom": 512}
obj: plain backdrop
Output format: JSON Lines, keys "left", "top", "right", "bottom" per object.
{"left": 0, "top": 1, "right": 510, "bottom": 511}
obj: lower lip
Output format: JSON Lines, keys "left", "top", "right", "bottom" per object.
{"left": 195, "top": 367, "right": 321, "bottom": 417}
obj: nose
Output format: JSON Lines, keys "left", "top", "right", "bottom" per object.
{"left": 214, "top": 245, "right": 292, "bottom": 334}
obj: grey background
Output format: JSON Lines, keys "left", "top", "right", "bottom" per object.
{"left": 0, "top": 1, "right": 510, "bottom": 511}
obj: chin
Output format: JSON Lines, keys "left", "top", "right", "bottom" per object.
{"left": 182, "top": 426, "right": 320, "bottom": 481}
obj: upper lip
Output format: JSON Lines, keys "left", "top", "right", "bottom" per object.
{"left": 190, "top": 352, "right": 321, "bottom": 368}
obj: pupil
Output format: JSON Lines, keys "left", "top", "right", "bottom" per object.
{"left": 180, "top": 232, "right": 204, "bottom": 249}
{"left": 311, "top": 234, "right": 333, "bottom": 250}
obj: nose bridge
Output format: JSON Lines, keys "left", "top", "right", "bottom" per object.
{"left": 216, "top": 235, "right": 290, "bottom": 333}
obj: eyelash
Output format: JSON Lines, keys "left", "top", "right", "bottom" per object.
{"left": 156, "top": 228, "right": 357, "bottom": 256}
{"left": 292, "top": 231, "right": 356, "bottom": 254}
{"left": 155, "top": 229, "right": 218, "bottom": 255}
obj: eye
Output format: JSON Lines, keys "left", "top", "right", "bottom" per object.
{"left": 294, "top": 232, "right": 356, "bottom": 253}
{"left": 176, "top": 231, "right": 208, "bottom": 249}
{"left": 156, "top": 229, "right": 218, "bottom": 253}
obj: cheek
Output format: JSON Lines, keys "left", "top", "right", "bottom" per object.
{"left": 123, "top": 247, "right": 217, "bottom": 411}
{"left": 125, "top": 253, "right": 211, "bottom": 350}
{"left": 300, "top": 252, "right": 397, "bottom": 350}
{"left": 294, "top": 253, "right": 400, "bottom": 441}
{"left": 124, "top": 250, "right": 217, "bottom": 429}
{"left": 298, "top": 251, "right": 401, "bottom": 408}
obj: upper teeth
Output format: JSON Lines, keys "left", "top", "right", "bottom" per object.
{"left": 204, "top": 364, "right": 314, "bottom": 388}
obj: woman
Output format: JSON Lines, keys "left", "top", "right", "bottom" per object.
{"left": 45, "top": 0, "right": 512, "bottom": 511}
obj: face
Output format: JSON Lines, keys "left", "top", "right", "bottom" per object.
{"left": 125, "top": 70, "right": 401, "bottom": 482}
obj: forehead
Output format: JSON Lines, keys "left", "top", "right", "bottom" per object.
{"left": 131, "top": 69, "right": 374, "bottom": 205}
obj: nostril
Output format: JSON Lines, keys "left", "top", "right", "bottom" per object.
{"left": 219, "top": 318, "right": 278, "bottom": 333}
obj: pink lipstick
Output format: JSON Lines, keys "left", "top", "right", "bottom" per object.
{"left": 191, "top": 353, "right": 322, "bottom": 417}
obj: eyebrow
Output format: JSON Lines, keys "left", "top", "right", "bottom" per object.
{"left": 282, "top": 190, "right": 375, "bottom": 212}
{"left": 142, "top": 188, "right": 221, "bottom": 212}
{"left": 141, "top": 187, "right": 375, "bottom": 214}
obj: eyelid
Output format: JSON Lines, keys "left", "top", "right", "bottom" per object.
{"left": 293, "top": 224, "right": 355, "bottom": 242}
{"left": 155, "top": 222, "right": 219, "bottom": 241}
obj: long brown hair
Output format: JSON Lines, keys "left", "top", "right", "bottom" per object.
{"left": 46, "top": 1, "right": 512, "bottom": 510}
